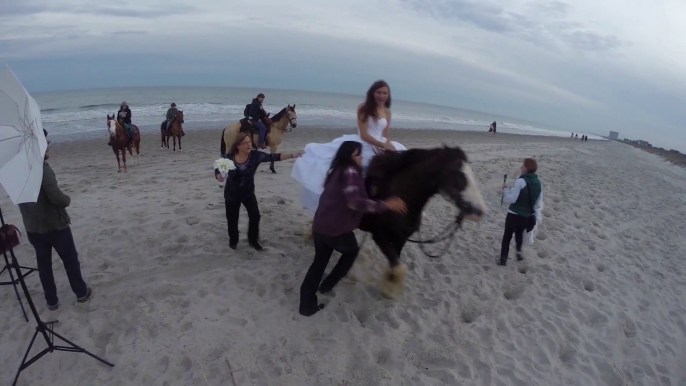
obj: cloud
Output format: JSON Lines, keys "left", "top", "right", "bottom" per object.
{"left": 0, "top": 0, "right": 685, "bottom": 150}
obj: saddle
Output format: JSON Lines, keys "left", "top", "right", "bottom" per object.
{"left": 238, "top": 117, "right": 272, "bottom": 146}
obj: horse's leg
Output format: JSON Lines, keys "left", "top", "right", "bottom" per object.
{"left": 373, "top": 234, "right": 407, "bottom": 299}
{"left": 114, "top": 147, "right": 121, "bottom": 172}
{"left": 122, "top": 145, "right": 128, "bottom": 172}
{"left": 136, "top": 140, "right": 140, "bottom": 165}
{"left": 269, "top": 141, "right": 277, "bottom": 173}
{"left": 161, "top": 130, "right": 164, "bottom": 148}
{"left": 177, "top": 133, "right": 182, "bottom": 152}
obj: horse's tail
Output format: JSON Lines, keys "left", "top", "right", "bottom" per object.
{"left": 220, "top": 128, "right": 226, "bottom": 156}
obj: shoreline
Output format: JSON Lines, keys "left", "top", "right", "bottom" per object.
{"left": 47, "top": 124, "right": 603, "bottom": 146}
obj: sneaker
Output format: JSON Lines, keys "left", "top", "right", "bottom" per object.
{"left": 77, "top": 287, "right": 93, "bottom": 303}
{"left": 249, "top": 241, "right": 264, "bottom": 251}
{"left": 47, "top": 302, "right": 60, "bottom": 311}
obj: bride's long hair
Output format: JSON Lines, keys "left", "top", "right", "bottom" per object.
{"left": 358, "top": 80, "right": 392, "bottom": 121}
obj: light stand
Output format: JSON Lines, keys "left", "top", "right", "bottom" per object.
{"left": 0, "top": 206, "right": 114, "bottom": 386}
{"left": 0, "top": 226, "right": 37, "bottom": 322}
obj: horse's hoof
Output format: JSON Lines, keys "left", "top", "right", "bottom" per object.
{"left": 303, "top": 224, "right": 314, "bottom": 241}
{"left": 118, "top": 170, "right": 121, "bottom": 173}
{"left": 379, "top": 263, "right": 407, "bottom": 299}
{"left": 270, "top": 169, "right": 276, "bottom": 174}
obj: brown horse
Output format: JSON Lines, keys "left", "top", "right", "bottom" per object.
{"left": 160, "top": 110, "right": 185, "bottom": 151}
{"left": 220, "top": 105, "right": 297, "bottom": 173}
{"left": 107, "top": 114, "right": 141, "bottom": 172}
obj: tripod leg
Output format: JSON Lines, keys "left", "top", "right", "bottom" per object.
{"left": 13, "top": 329, "right": 40, "bottom": 386}
{"left": 47, "top": 327, "right": 115, "bottom": 367}
{"left": 5, "top": 261, "right": 29, "bottom": 322}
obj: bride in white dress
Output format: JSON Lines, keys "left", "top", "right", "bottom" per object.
{"left": 292, "top": 80, "right": 407, "bottom": 212}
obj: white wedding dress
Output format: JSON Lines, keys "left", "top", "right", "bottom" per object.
{"left": 291, "top": 117, "right": 407, "bottom": 213}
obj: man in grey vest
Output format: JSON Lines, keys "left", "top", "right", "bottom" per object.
{"left": 498, "top": 158, "right": 542, "bottom": 265}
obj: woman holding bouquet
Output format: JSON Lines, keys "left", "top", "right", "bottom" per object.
{"left": 215, "top": 132, "right": 302, "bottom": 250}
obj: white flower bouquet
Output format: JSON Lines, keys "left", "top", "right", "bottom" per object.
{"left": 214, "top": 158, "right": 236, "bottom": 187}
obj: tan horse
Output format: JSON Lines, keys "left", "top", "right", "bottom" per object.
{"left": 107, "top": 115, "right": 141, "bottom": 172}
{"left": 220, "top": 105, "right": 297, "bottom": 173}
{"left": 160, "top": 110, "right": 185, "bottom": 151}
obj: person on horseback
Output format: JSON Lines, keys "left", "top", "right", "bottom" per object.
{"left": 165, "top": 102, "right": 179, "bottom": 135}
{"left": 249, "top": 93, "right": 268, "bottom": 149}
{"left": 117, "top": 101, "right": 134, "bottom": 145}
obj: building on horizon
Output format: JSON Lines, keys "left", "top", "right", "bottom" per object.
{"left": 609, "top": 131, "right": 619, "bottom": 140}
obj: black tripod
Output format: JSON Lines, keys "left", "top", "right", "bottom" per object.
{"left": 0, "top": 206, "right": 114, "bottom": 386}
{"left": 0, "top": 234, "right": 37, "bottom": 322}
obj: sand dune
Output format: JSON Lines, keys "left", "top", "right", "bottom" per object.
{"left": 1, "top": 128, "right": 685, "bottom": 385}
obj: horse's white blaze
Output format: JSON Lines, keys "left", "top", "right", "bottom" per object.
{"left": 461, "top": 163, "right": 487, "bottom": 219}
{"left": 107, "top": 120, "right": 117, "bottom": 137}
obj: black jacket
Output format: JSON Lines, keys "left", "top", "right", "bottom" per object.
{"left": 249, "top": 98, "right": 265, "bottom": 121}
{"left": 118, "top": 108, "right": 132, "bottom": 124}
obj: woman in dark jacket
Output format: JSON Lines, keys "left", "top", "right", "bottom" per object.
{"left": 215, "top": 132, "right": 302, "bottom": 250}
{"left": 299, "top": 141, "right": 407, "bottom": 316}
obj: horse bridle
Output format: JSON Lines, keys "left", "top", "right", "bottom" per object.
{"left": 285, "top": 113, "right": 297, "bottom": 132}
{"left": 407, "top": 212, "right": 465, "bottom": 258}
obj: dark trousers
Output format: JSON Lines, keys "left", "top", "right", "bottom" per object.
{"left": 225, "top": 195, "right": 260, "bottom": 244}
{"left": 299, "top": 232, "right": 359, "bottom": 313}
{"left": 26, "top": 227, "right": 88, "bottom": 306}
{"left": 500, "top": 213, "right": 529, "bottom": 262}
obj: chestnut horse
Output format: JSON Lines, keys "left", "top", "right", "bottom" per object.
{"left": 160, "top": 110, "right": 185, "bottom": 151}
{"left": 220, "top": 105, "right": 297, "bottom": 173}
{"left": 107, "top": 114, "right": 141, "bottom": 172}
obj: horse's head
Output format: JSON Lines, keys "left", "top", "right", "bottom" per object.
{"left": 286, "top": 104, "right": 297, "bottom": 129}
{"left": 177, "top": 110, "right": 185, "bottom": 123}
{"left": 437, "top": 147, "right": 487, "bottom": 221}
{"left": 106, "top": 114, "right": 117, "bottom": 137}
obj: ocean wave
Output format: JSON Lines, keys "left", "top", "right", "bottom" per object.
{"left": 79, "top": 103, "right": 122, "bottom": 109}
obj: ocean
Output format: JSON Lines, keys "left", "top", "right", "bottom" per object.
{"left": 34, "top": 86, "right": 598, "bottom": 141}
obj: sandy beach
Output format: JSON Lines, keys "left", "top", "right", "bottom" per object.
{"left": 1, "top": 127, "right": 685, "bottom": 386}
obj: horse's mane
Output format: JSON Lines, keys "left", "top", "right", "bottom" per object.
{"left": 271, "top": 107, "right": 289, "bottom": 122}
{"left": 368, "top": 146, "right": 468, "bottom": 177}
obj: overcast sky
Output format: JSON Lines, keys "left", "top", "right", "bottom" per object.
{"left": 1, "top": 0, "right": 685, "bottom": 150}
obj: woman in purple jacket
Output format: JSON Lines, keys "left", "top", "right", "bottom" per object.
{"left": 299, "top": 141, "right": 407, "bottom": 316}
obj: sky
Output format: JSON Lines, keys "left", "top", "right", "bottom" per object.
{"left": 1, "top": 0, "right": 685, "bottom": 151}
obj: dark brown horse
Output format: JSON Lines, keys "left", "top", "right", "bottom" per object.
{"left": 359, "top": 146, "right": 487, "bottom": 298}
{"left": 160, "top": 110, "right": 185, "bottom": 151}
{"left": 107, "top": 114, "right": 141, "bottom": 172}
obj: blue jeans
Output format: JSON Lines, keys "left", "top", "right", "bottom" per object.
{"left": 252, "top": 119, "right": 267, "bottom": 147}
{"left": 27, "top": 227, "right": 89, "bottom": 307}
{"left": 123, "top": 123, "right": 133, "bottom": 141}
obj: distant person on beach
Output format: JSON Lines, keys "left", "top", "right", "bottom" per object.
{"left": 490, "top": 121, "right": 497, "bottom": 136}
{"left": 299, "top": 141, "right": 407, "bottom": 316}
{"left": 117, "top": 101, "right": 134, "bottom": 145}
{"left": 291, "top": 80, "right": 408, "bottom": 213}
{"left": 215, "top": 132, "right": 303, "bottom": 250}
{"left": 497, "top": 158, "right": 543, "bottom": 266}
{"left": 571, "top": 133, "right": 574, "bottom": 138}
{"left": 165, "top": 103, "right": 179, "bottom": 134}
{"left": 18, "top": 129, "right": 93, "bottom": 311}
{"left": 249, "top": 93, "right": 268, "bottom": 149}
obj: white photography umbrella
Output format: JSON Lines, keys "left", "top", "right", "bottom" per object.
{"left": 0, "top": 65, "right": 48, "bottom": 204}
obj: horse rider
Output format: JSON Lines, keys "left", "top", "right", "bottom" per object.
{"left": 249, "top": 93, "right": 268, "bottom": 149}
{"left": 165, "top": 103, "right": 179, "bottom": 134}
{"left": 117, "top": 101, "right": 134, "bottom": 145}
